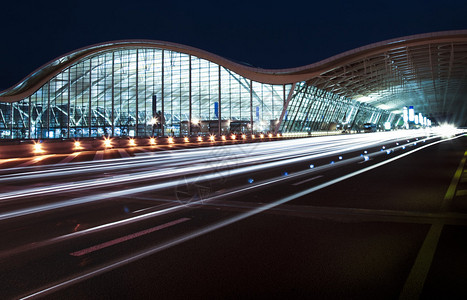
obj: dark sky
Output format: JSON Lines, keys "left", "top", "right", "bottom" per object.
{"left": 1, "top": 0, "right": 467, "bottom": 91}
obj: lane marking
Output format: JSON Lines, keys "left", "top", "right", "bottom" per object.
{"left": 17, "top": 155, "right": 54, "bottom": 167}
{"left": 69, "top": 217, "right": 190, "bottom": 257}
{"left": 292, "top": 175, "right": 323, "bottom": 186}
{"left": 399, "top": 223, "right": 444, "bottom": 300}
{"left": 399, "top": 149, "right": 467, "bottom": 300}
{"left": 57, "top": 152, "right": 80, "bottom": 164}
{"left": 455, "top": 189, "right": 467, "bottom": 196}
{"left": 118, "top": 149, "right": 130, "bottom": 158}
{"left": 440, "top": 150, "right": 467, "bottom": 211}
{"left": 93, "top": 151, "right": 104, "bottom": 161}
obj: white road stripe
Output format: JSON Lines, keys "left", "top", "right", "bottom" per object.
{"left": 93, "top": 151, "right": 104, "bottom": 160}
{"left": 57, "top": 152, "right": 80, "bottom": 164}
{"left": 292, "top": 175, "right": 323, "bottom": 186}
{"left": 118, "top": 149, "right": 130, "bottom": 158}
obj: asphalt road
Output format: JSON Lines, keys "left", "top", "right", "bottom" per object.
{"left": 0, "top": 130, "right": 466, "bottom": 299}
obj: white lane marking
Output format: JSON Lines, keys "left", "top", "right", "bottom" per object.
{"left": 20, "top": 135, "right": 464, "bottom": 300}
{"left": 57, "top": 153, "right": 80, "bottom": 164}
{"left": 292, "top": 175, "right": 323, "bottom": 186}
{"left": 118, "top": 149, "right": 130, "bottom": 158}
{"left": 17, "top": 155, "right": 54, "bottom": 167}
{"left": 70, "top": 218, "right": 190, "bottom": 257}
{"left": 93, "top": 151, "right": 104, "bottom": 161}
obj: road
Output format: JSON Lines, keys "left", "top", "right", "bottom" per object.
{"left": 0, "top": 129, "right": 466, "bottom": 299}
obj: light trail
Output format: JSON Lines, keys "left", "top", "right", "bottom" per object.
{"left": 0, "top": 130, "right": 431, "bottom": 181}
{"left": 0, "top": 131, "right": 433, "bottom": 188}
{"left": 0, "top": 133, "right": 438, "bottom": 219}
{"left": 19, "top": 133, "right": 464, "bottom": 300}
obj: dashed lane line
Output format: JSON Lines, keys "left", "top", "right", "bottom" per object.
{"left": 16, "top": 155, "right": 54, "bottom": 168}
{"left": 93, "top": 150, "right": 104, "bottom": 161}
{"left": 57, "top": 152, "right": 80, "bottom": 164}
{"left": 292, "top": 175, "right": 324, "bottom": 186}
{"left": 117, "top": 148, "right": 130, "bottom": 158}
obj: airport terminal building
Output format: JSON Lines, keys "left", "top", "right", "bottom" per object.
{"left": 1, "top": 31, "right": 466, "bottom": 140}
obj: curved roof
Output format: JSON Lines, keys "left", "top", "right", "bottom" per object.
{"left": 1, "top": 30, "right": 467, "bottom": 124}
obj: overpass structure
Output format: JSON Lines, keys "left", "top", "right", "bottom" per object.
{"left": 0, "top": 30, "right": 466, "bottom": 140}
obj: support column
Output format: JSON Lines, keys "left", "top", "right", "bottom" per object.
{"left": 135, "top": 49, "right": 139, "bottom": 137}
{"left": 88, "top": 59, "right": 92, "bottom": 137}
{"left": 111, "top": 52, "right": 115, "bottom": 137}
{"left": 250, "top": 80, "right": 253, "bottom": 134}
{"left": 218, "top": 65, "right": 221, "bottom": 136}
{"left": 67, "top": 69, "right": 71, "bottom": 139}
{"left": 28, "top": 96, "right": 32, "bottom": 139}
{"left": 161, "top": 50, "right": 165, "bottom": 137}
{"left": 188, "top": 55, "right": 192, "bottom": 136}
{"left": 275, "top": 82, "right": 297, "bottom": 134}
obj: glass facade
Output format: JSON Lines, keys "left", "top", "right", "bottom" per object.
{"left": 0, "top": 46, "right": 391, "bottom": 140}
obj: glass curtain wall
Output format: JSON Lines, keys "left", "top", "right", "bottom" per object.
{"left": 0, "top": 46, "right": 389, "bottom": 140}
{"left": 279, "top": 83, "right": 385, "bottom": 133}
{"left": 0, "top": 47, "right": 294, "bottom": 139}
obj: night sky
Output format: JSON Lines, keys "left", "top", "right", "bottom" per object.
{"left": 1, "top": 0, "right": 467, "bottom": 91}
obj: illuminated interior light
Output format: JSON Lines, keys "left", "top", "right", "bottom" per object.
{"left": 221, "top": 135, "right": 226, "bottom": 141}
{"left": 309, "top": 164, "right": 314, "bottom": 169}
{"left": 251, "top": 135, "right": 255, "bottom": 139}
{"left": 231, "top": 134, "right": 236, "bottom": 140}
{"left": 283, "top": 171, "right": 289, "bottom": 176}
{"left": 408, "top": 106, "right": 415, "bottom": 122}
{"left": 74, "top": 141, "right": 82, "bottom": 149}
{"left": 330, "top": 161, "right": 335, "bottom": 164}
{"left": 364, "top": 150, "right": 368, "bottom": 154}
{"left": 276, "top": 133, "right": 281, "bottom": 137}
{"left": 260, "top": 134, "right": 264, "bottom": 139}
{"left": 197, "top": 136, "right": 203, "bottom": 142}
{"left": 364, "top": 155, "right": 369, "bottom": 161}
{"left": 168, "top": 137, "right": 174, "bottom": 144}
{"left": 248, "top": 178, "right": 254, "bottom": 184}
{"left": 184, "top": 137, "right": 189, "bottom": 143}
{"left": 129, "top": 139, "right": 136, "bottom": 147}
{"left": 338, "top": 156, "right": 343, "bottom": 160}
{"left": 268, "top": 133, "right": 273, "bottom": 138}
{"left": 149, "top": 138, "right": 156, "bottom": 145}
{"left": 242, "top": 134, "right": 246, "bottom": 139}
{"left": 209, "top": 135, "right": 215, "bottom": 142}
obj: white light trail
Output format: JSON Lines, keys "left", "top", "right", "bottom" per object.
{"left": 0, "top": 131, "right": 450, "bottom": 220}
{"left": 19, "top": 133, "right": 464, "bottom": 300}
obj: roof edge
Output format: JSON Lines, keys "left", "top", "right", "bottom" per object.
{"left": 1, "top": 30, "right": 467, "bottom": 102}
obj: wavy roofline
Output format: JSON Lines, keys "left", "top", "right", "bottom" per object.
{"left": 1, "top": 30, "right": 467, "bottom": 102}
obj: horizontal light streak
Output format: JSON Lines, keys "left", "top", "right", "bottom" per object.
{"left": 20, "top": 134, "right": 463, "bottom": 300}
{"left": 0, "top": 135, "right": 438, "bottom": 221}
